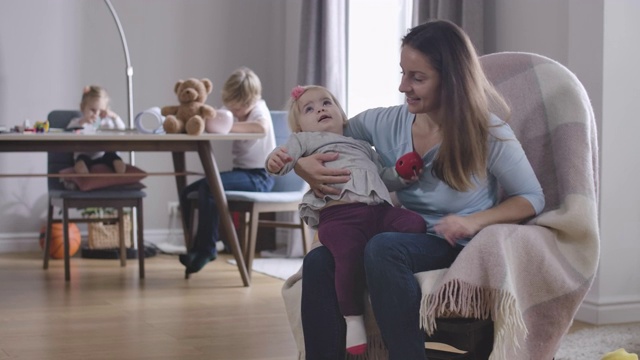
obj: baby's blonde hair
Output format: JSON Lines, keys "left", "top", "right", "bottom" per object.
{"left": 287, "top": 85, "right": 348, "bottom": 133}
{"left": 221, "top": 67, "right": 262, "bottom": 107}
{"left": 80, "top": 85, "right": 110, "bottom": 110}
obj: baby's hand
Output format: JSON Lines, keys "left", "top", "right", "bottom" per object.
{"left": 80, "top": 117, "right": 96, "bottom": 126}
{"left": 267, "top": 147, "right": 293, "bottom": 173}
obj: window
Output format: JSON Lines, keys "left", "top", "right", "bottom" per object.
{"left": 347, "top": 0, "right": 412, "bottom": 117}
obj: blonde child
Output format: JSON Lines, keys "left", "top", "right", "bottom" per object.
{"left": 266, "top": 85, "right": 426, "bottom": 355}
{"left": 67, "top": 86, "right": 126, "bottom": 174}
{"left": 178, "top": 67, "right": 276, "bottom": 276}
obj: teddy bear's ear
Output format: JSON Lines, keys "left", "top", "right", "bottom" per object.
{"left": 174, "top": 80, "right": 184, "bottom": 94}
{"left": 201, "top": 78, "right": 213, "bottom": 94}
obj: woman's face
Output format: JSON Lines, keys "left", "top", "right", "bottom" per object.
{"left": 398, "top": 45, "right": 441, "bottom": 116}
{"left": 296, "top": 88, "right": 345, "bottom": 134}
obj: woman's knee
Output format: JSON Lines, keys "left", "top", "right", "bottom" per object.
{"left": 364, "top": 233, "right": 403, "bottom": 273}
{"left": 302, "top": 246, "right": 335, "bottom": 281}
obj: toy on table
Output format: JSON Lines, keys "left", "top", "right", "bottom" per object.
{"left": 34, "top": 120, "right": 50, "bottom": 133}
{"left": 161, "top": 78, "right": 217, "bottom": 136}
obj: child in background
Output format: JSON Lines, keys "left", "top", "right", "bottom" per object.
{"left": 67, "top": 85, "right": 126, "bottom": 174}
{"left": 266, "top": 85, "right": 427, "bottom": 355}
{"left": 178, "top": 67, "right": 276, "bottom": 276}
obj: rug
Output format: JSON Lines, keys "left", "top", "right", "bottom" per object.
{"left": 227, "top": 259, "right": 640, "bottom": 359}
{"left": 227, "top": 258, "right": 302, "bottom": 281}
{"left": 555, "top": 322, "right": 640, "bottom": 359}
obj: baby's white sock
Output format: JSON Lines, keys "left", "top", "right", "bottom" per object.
{"left": 345, "top": 315, "right": 367, "bottom": 355}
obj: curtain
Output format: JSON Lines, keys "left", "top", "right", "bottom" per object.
{"left": 412, "top": 0, "right": 485, "bottom": 54}
{"left": 297, "top": 0, "right": 347, "bottom": 107}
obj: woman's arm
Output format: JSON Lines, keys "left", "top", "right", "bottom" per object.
{"left": 434, "top": 196, "right": 535, "bottom": 246}
{"left": 231, "top": 121, "right": 265, "bottom": 133}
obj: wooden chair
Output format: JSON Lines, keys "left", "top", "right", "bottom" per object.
{"left": 43, "top": 110, "right": 146, "bottom": 281}
{"left": 186, "top": 111, "right": 310, "bottom": 278}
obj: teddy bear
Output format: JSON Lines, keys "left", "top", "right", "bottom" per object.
{"left": 161, "top": 78, "right": 217, "bottom": 136}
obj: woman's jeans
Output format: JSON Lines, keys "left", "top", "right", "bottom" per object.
{"left": 301, "top": 232, "right": 460, "bottom": 360}
{"left": 178, "top": 168, "right": 274, "bottom": 256}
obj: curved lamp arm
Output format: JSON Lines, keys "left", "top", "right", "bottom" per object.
{"left": 103, "top": 0, "right": 133, "bottom": 131}
{"left": 103, "top": 0, "right": 134, "bottom": 167}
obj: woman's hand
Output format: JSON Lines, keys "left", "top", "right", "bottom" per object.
{"left": 434, "top": 214, "right": 480, "bottom": 247}
{"left": 294, "top": 152, "right": 350, "bottom": 197}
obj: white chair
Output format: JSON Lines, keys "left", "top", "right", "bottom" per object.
{"left": 187, "top": 111, "right": 310, "bottom": 278}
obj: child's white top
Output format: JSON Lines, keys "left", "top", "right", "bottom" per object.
{"left": 225, "top": 99, "right": 276, "bottom": 169}
{"left": 67, "top": 115, "right": 126, "bottom": 160}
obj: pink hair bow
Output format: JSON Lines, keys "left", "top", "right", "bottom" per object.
{"left": 290, "top": 86, "right": 305, "bottom": 100}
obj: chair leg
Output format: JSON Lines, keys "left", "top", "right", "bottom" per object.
{"left": 62, "top": 203, "right": 71, "bottom": 282}
{"left": 118, "top": 207, "right": 126, "bottom": 267}
{"left": 239, "top": 212, "right": 250, "bottom": 259}
{"left": 241, "top": 210, "right": 253, "bottom": 267}
{"left": 43, "top": 201, "right": 54, "bottom": 270}
{"left": 245, "top": 208, "right": 260, "bottom": 279}
{"left": 299, "top": 219, "right": 310, "bottom": 255}
{"left": 136, "top": 201, "right": 145, "bottom": 279}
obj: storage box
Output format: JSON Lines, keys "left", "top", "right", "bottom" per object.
{"left": 88, "top": 214, "right": 132, "bottom": 249}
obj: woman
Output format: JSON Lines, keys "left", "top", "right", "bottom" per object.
{"left": 292, "top": 20, "right": 545, "bottom": 359}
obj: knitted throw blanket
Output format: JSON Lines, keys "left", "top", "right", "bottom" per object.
{"left": 281, "top": 52, "right": 600, "bottom": 360}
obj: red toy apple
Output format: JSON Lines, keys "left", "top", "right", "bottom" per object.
{"left": 395, "top": 151, "right": 424, "bottom": 180}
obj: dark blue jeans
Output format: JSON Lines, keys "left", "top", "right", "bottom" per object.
{"left": 179, "top": 168, "right": 274, "bottom": 256}
{"left": 301, "top": 232, "right": 460, "bottom": 360}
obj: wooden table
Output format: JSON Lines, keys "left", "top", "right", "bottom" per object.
{"left": 0, "top": 130, "right": 264, "bottom": 286}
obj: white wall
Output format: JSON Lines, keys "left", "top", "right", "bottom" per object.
{"left": 591, "top": 0, "right": 640, "bottom": 324}
{"left": 0, "top": 0, "right": 298, "bottom": 250}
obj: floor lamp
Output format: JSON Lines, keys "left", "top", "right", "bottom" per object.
{"left": 103, "top": 0, "right": 139, "bottom": 244}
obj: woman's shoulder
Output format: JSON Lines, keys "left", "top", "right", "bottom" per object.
{"left": 352, "top": 104, "right": 409, "bottom": 120}
{"left": 487, "top": 113, "right": 517, "bottom": 140}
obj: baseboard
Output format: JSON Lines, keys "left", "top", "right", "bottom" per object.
{"left": 0, "top": 229, "right": 181, "bottom": 253}
{"left": 0, "top": 232, "right": 41, "bottom": 253}
{"left": 575, "top": 297, "right": 640, "bottom": 324}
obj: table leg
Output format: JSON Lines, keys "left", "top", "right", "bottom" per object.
{"left": 196, "top": 142, "right": 250, "bottom": 287}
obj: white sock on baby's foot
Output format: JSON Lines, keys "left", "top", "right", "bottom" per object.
{"left": 345, "top": 315, "right": 367, "bottom": 355}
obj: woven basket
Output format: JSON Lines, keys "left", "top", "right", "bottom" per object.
{"left": 88, "top": 215, "right": 132, "bottom": 249}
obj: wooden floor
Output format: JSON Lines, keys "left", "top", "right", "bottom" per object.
{"left": 0, "top": 251, "right": 298, "bottom": 360}
{"left": 0, "top": 250, "right": 619, "bottom": 360}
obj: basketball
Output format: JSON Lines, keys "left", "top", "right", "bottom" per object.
{"left": 39, "top": 223, "right": 81, "bottom": 259}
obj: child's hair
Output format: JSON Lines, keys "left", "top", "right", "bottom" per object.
{"left": 287, "top": 85, "right": 348, "bottom": 133}
{"left": 221, "top": 67, "right": 262, "bottom": 108}
{"left": 80, "top": 85, "right": 110, "bottom": 110}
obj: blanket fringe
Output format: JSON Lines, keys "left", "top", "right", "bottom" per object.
{"left": 420, "top": 279, "right": 528, "bottom": 360}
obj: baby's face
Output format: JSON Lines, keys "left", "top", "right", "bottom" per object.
{"left": 81, "top": 98, "right": 108, "bottom": 122}
{"left": 297, "top": 88, "right": 345, "bottom": 134}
